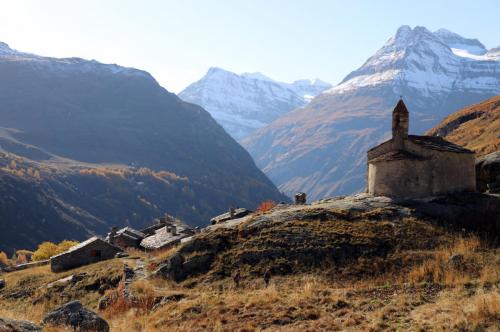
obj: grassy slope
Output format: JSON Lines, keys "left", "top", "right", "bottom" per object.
{"left": 427, "top": 95, "right": 500, "bottom": 157}
{"left": 1, "top": 201, "right": 499, "bottom": 331}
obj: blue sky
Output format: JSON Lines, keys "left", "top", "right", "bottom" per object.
{"left": 0, "top": 0, "right": 498, "bottom": 92}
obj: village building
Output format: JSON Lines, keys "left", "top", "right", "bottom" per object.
{"left": 50, "top": 237, "right": 122, "bottom": 273}
{"left": 140, "top": 222, "right": 195, "bottom": 251}
{"left": 210, "top": 207, "right": 252, "bottom": 225}
{"left": 106, "top": 226, "right": 146, "bottom": 249}
{"left": 140, "top": 215, "right": 174, "bottom": 236}
{"left": 367, "top": 99, "right": 476, "bottom": 199}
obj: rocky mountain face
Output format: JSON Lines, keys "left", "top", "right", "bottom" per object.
{"left": 0, "top": 43, "right": 287, "bottom": 253}
{"left": 243, "top": 26, "right": 500, "bottom": 200}
{"left": 427, "top": 95, "right": 500, "bottom": 157}
{"left": 179, "top": 67, "right": 331, "bottom": 140}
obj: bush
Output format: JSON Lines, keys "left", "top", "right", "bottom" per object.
{"left": 257, "top": 200, "right": 277, "bottom": 213}
{"left": 32, "top": 240, "right": 79, "bottom": 261}
{"left": 57, "top": 240, "right": 79, "bottom": 253}
{"left": 32, "top": 242, "right": 58, "bottom": 261}
{"left": 0, "top": 251, "right": 10, "bottom": 267}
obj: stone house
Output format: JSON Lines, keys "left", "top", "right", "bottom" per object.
{"left": 140, "top": 222, "right": 195, "bottom": 251}
{"left": 210, "top": 207, "right": 252, "bottom": 225}
{"left": 367, "top": 99, "right": 475, "bottom": 199}
{"left": 106, "top": 226, "right": 146, "bottom": 249}
{"left": 50, "top": 237, "right": 122, "bottom": 273}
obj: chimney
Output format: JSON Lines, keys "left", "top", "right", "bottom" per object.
{"left": 109, "top": 226, "right": 118, "bottom": 244}
{"left": 392, "top": 98, "right": 409, "bottom": 149}
{"left": 229, "top": 207, "right": 236, "bottom": 219}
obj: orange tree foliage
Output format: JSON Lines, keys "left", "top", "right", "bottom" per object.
{"left": 257, "top": 200, "right": 277, "bottom": 213}
{"left": 0, "top": 251, "right": 10, "bottom": 266}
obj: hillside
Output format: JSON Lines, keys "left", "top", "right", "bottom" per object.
{"left": 0, "top": 152, "right": 284, "bottom": 255}
{"left": 0, "top": 42, "right": 288, "bottom": 253}
{"left": 427, "top": 95, "right": 500, "bottom": 157}
{"left": 179, "top": 68, "right": 331, "bottom": 140}
{"left": 1, "top": 193, "right": 499, "bottom": 331}
{"left": 243, "top": 26, "right": 500, "bottom": 200}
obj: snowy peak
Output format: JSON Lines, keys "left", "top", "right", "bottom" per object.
{"left": 0, "top": 40, "right": 150, "bottom": 80}
{"left": 179, "top": 68, "right": 331, "bottom": 140}
{"left": 241, "top": 72, "right": 274, "bottom": 82}
{"left": 434, "top": 28, "right": 487, "bottom": 55}
{"left": 329, "top": 25, "right": 499, "bottom": 95}
{"left": 0, "top": 42, "right": 23, "bottom": 56}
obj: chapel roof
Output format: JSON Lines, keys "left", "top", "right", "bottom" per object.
{"left": 408, "top": 135, "right": 474, "bottom": 154}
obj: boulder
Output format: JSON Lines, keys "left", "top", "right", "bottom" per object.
{"left": 476, "top": 151, "right": 500, "bottom": 192}
{"left": 42, "top": 300, "right": 109, "bottom": 332}
{"left": 154, "top": 252, "right": 185, "bottom": 281}
{"left": 0, "top": 317, "right": 41, "bottom": 332}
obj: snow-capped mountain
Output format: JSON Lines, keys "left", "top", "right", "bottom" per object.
{"left": 0, "top": 41, "right": 148, "bottom": 78}
{"left": 179, "top": 67, "right": 331, "bottom": 140}
{"left": 243, "top": 25, "right": 500, "bottom": 200}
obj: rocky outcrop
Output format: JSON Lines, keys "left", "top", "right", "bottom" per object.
{"left": 0, "top": 318, "right": 41, "bottom": 332}
{"left": 42, "top": 300, "right": 109, "bottom": 332}
{"left": 155, "top": 193, "right": 500, "bottom": 282}
{"left": 476, "top": 151, "right": 500, "bottom": 193}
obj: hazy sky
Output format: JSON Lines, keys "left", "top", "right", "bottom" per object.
{"left": 0, "top": 0, "right": 499, "bottom": 93}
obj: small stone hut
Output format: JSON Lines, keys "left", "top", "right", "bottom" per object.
{"left": 50, "top": 237, "right": 122, "bottom": 273}
{"left": 367, "top": 99, "right": 475, "bottom": 199}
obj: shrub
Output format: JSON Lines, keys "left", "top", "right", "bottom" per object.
{"left": 257, "top": 200, "right": 277, "bottom": 213}
{"left": 0, "top": 251, "right": 11, "bottom": 267}
{"left": 32, "top": 240, "right": 79, "bottom": 261}
{"left": 57, "top": 240, "right": 79, "bottom": 253}
{"left": 32, "top": 242, "right": 58, "bottom": 261}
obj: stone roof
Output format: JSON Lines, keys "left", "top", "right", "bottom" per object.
{"left": 394, "top": 99, "right": 409, "bottom": 114}
{"left": 51, "top": 237, "right": 121, "bottom": 258}
{"left": 408, "top": 135, "right": 474, "bottom": 154}
{"left": 139, "top": 226, "right": 188, "bottom": 250}
{"left": 116, "top": 227, "right": 146, "bottom": 239}
{"left": 210, "top": 208, "right": 252, "bottom": 224}
{"left": 369, "top": 150, "right": 427, "bottom": 163}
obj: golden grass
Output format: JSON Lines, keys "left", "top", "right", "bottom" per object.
{"left": 0, "top": 231, "right": 498, "bottom": 331}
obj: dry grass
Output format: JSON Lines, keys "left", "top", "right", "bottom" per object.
{"left": 406, "top": 235, "right": 484, "bottom": 285}
{"left": 0, "top": 229, "right": 498, "bottom": 331}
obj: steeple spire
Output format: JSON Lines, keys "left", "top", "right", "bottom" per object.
{"left": 392, "top": 98, "right": 409, "bottom": 148}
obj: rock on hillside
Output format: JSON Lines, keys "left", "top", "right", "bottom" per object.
{"left": 427, "top": 95, "right": 500, "bottom": 157}
{"left": 155, "top": 193, "right": 500, "bottom": 282}
{"left": 243, "top": 26, "right": 500, "bottom": 200}
{"left": 179, "top": 67, "right": 331, "bottom": 140}
{"left": 0, "top": 42, "right": 288, "bottom": 253}
{"left": 475, "top": 151, "right": 500, "bottom": 192}
{"left": 0, "top": 317, "right": 41, "bottom": 331}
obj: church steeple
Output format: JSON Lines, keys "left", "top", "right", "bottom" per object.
{"left": 392, "top": 98, "right": 409, "bottom": 148}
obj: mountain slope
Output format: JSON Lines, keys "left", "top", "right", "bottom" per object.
{"left": 179, "top": 67, "right": 331, "bottom": 140}
{"left": 0, "top": 42, "right": 288, "bottom": 252}
{"left": 427, "top": 95, "right": 500, "bottom": 157}
{"left": 243, "top": 26, "right": 500, "bottom": 200}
